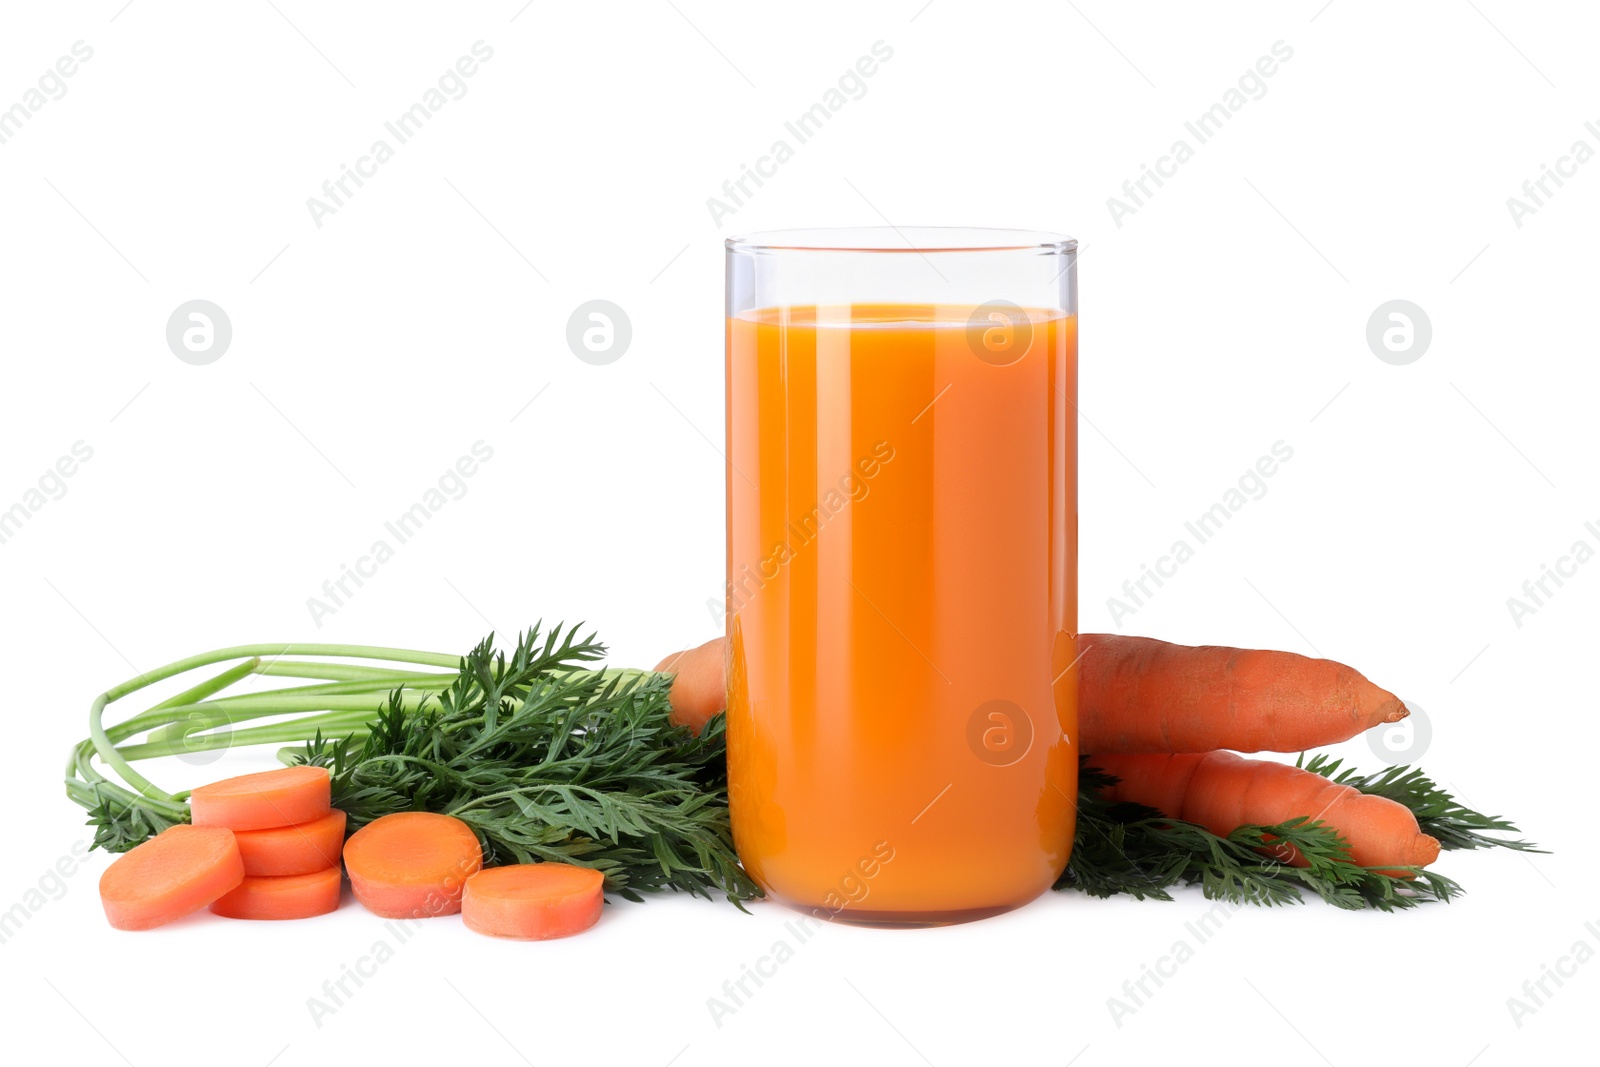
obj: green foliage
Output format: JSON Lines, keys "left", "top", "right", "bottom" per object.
{"left": 295, "top": 624, "right": 760, "bottom": 903}
{"left": 82, "top": 787, "right": 188, "bottom": 854}
{"left": 1057, "top": 753, "right": 1535, "bottom": 911}
{"left": 66, "top": 621, "right": 1537, "bottom": 914}
{"left": 1298, "top": 752, "right": 1543, "bottom": 853}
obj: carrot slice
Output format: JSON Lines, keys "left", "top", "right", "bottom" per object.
{"left": 233, "top": 809, "right": 348, "bottom": 876}
{"left": 99, "top": 825, "right": 244, "bottom": 931}
{"left": 462, "top": 863, "right": 605, "bottom": 940}
{"left": 209, "top": 866, "right": 343, "bottom": 920}
{"left": 190, "top": 766, "right": 331, "bottom": 831}
{"left": 343, "top": 812, "right": 482, "bottom": 918}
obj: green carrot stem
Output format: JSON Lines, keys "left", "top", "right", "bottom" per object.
{"left": 256, "top": 660, "right": 455, "bottom": 683}
{"left": 120, "top": 675, "right": 450, "bottom": 743}
{"left": 87, "top": 643, "right": 456, "bottom": 804}
{"left": 117, "top": 711, "right": 377, "bottom": 761}
{"left": 140, "top": 691, "right": 434, "bottom": 735}
{"left": 149, "top": 658, "right": 262, "bottom": 711}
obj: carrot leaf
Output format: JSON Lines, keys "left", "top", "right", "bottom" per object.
{"left": 1062, "top": 758, "right": 1471, "bottom": 911}
{"left": 296, "top": 624, "right": 762, "bottom": 905}
{"left": 1298, "top": 753, "right": 1543, "bottom": 853}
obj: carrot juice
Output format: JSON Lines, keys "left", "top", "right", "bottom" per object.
{"left": 725, "top": 297, "right": 1078, "bottom": 923}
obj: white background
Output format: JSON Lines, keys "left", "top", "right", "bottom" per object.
{"left": 2, "top": 2, "right": 1594, "bottom": 1064}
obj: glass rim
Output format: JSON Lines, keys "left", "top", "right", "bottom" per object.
{"left": 726, "top": 226, "right": 1076, "bottom": 255}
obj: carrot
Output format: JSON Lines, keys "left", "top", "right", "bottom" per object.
{"left": 233, "top": 809, "right": 348, "bottom": 876}
{"left": 657, "top": 633, "right": 1406, "bottom": 752}
{"left": 1077, "top": 634, "right": 1408, "bottom": 753}
{"left": 462, "top": 863, "right": 605, "bottom": 940}
{"left": 209, "top": 866, "right": 343, "bottom": 920}
{"left": 1091, "top": 751, "right": 1441, "bottom": 872}
{"left": 189, "top": 765, "right": 331, "bottom": 831}
{"left": 99, "top": 825, "right": 244, "bottom": 931}
{"left": 655, "top": 637, "right": 724, "bottom": 735}
{"left": 343, "top": 811, "right": 482, "bottom": 918}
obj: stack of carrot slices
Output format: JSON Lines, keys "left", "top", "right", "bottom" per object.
{"left": 194, "top": 766, "right": 344, "bottom": 920}
{"left": 99, "top": 766, "right": 344, "bottom": 928}
{"left": 101, "top": 767, "right": 606, "bottom": 938}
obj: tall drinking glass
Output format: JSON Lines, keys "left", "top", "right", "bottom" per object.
{"left": 725, "top": 227, "right": 1078, "bottom": 924}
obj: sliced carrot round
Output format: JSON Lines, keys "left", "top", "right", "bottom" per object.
{"left": 343, "top": 812, "right": 482, "bottom": 919}
{"left": 462, "top": 863, "right": 605, "bottom": 940}
{"left": 233, "top": 809, "right": 347, "bottom": 876}
{"left": 99, "top": 825, "right": 244, "bottom": 931}
{"left": 190, "top": 765, "right": 331, "bottom": 831}
{"left": 209, "top": 866, "right": 343, "bottom": 920}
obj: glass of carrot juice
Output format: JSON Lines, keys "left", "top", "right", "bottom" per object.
{"left": 724, "top": 227, "right": 1078, "bottom": 924}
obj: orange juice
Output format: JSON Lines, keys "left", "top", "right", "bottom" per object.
{"left": 725, "top": 303, "right": 1077, "bottom": 922}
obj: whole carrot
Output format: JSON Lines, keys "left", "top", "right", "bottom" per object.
{"left": 654, "top": 638, "right": 725, "bottom": 735}
{"left": 1077, "top": 634, "right": 1408, "bottom": 753}
{"left": 656, "top": 634, "right": 1408, "bottom": 754}
{"left": 1091, "top": 751, "right": 1440, "bottom": 872}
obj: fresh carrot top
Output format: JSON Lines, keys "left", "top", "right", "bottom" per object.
{"left": 463, "top": 863, "right": 606, "bottom": 940}
{"left": 190, "top": 765, "right": 331, "bottom": 831}
{"left": 343, "top": 811, "right": 482, "bottom": 919}
{"left": 99, "top": 825, "right": 244, "bottom": 931}
{"left": 233, "top": 809, "right": 348, "bottom": 877}
{"left": 210, "top": 866, "right": 343, "bottom": 921}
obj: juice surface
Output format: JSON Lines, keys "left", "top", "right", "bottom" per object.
{"left": 726, "top": 303, "right": 1078, "bottom": 922}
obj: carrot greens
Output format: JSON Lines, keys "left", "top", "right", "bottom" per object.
{"left": 65, "top": 623, "right": 1533, "bottom": 912}
{"left": 1297, "top": 752, "right": 1541, "bottom": 853}
{"left": 296, "top": 628, "right": 758, "bottom": 902}
{"left": 66, "top": 625, "right": 753, "bottom": 901}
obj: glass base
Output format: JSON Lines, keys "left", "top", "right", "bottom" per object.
{"left": 820, "top": 903, "right": 1018, "bottom": 928}
{"left": 764, "top": 888, "right": 1045, "bottom": 928}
